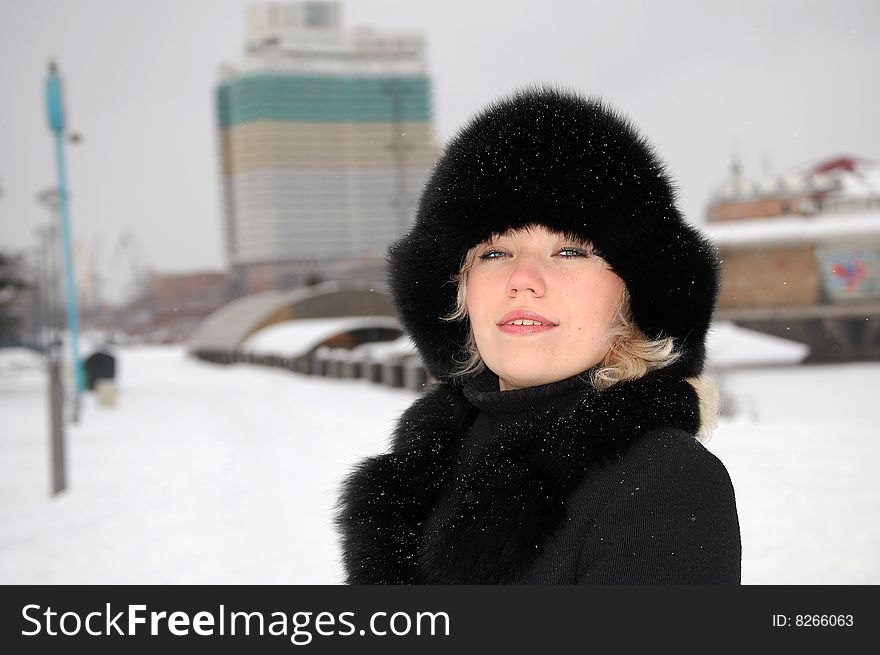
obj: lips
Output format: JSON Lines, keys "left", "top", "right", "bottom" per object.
{"left": 496, "top": 310, "right": 558, "bottom": 335}
{"left": 497, "top": 310, "right": 558, "bottom": 327}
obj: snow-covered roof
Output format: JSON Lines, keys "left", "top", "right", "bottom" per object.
{"left": 353, "top": 334, "right": 418, "bottom": 358}
{"left": 706, "top": 321, "right": 808, "bottom": 368}
{"left": 241, "top": 316, "right": 401, "bottom": 357}
{"left": 705, "top": 210, "right": 880, "bottom": 247}
{"left": 836, "top": 166, "right": 880, "bottom": 199}
{"left": 710, "top": 155, "right": 880, "bottom": 203}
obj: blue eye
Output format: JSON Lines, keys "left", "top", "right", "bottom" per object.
{"left": 557, "top": 247, "right": 589, "bottom": 258}
{"left": 478, "top": 249, "right": 508, "bottom": 260}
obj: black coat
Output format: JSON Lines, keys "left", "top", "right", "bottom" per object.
{"left": 336, "top": 369, "right": 741, "bottom": 584}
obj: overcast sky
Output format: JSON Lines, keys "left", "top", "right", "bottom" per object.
{"left": 1, "top": 0, "right": 878, "bottom": 282}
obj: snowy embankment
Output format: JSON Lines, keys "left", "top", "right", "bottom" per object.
{"left": 1, "top": 345, "right": 878, "bottom": 584}
{"left": 0, "top": 346, "right": 414, "bottom": 584}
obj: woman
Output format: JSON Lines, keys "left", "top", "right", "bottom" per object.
{"left": 336, "top": 88, "right": 741, "bottom": 584}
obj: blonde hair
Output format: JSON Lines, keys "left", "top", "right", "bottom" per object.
{"left": 441, "top": 240, "right": 718, "bottom": 441}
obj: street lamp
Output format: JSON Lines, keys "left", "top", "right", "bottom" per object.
{"left": 44, "top": 60, "right": 85, "bottom": 423}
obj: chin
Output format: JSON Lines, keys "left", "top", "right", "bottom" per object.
{"left": 496, "top": 367, "right": 559, "bottom": 390}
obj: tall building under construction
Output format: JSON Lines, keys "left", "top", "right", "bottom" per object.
{"left": 216, "top": 2, "right": 438, "bottom": 293}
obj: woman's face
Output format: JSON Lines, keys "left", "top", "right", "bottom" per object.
{"left": 465, "top": 224, "right": 625, "bottom": 391}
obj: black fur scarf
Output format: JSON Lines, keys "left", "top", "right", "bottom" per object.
{"left": 335, "top": 370, "right": 700, "bottom": 584}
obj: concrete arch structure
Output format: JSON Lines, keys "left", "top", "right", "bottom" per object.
{"left": 188, "top": 280, "right": 397, "bottom": 356}
{"left": 241, "top": 315, "right": 403, "bottom": 359}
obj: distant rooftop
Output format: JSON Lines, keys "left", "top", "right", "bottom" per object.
{"left": 706, "top": 155, "right": 880, "bottom": 222}
{"left": 705, "top": 209, "right": 880, "bottom": 247}
{"left": 711, "top": 155, "right": 880, "bottom": 204}
{"left": 244, "top": 1, "right": 425, "bottom": 59}
{"left": 248, "top": 1, "right": 342, "bottom": 46}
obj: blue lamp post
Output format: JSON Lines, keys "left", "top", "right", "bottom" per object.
{"left": 44, "top": 60, "right": 85, "bottom": 409}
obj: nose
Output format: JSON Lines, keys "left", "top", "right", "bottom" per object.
{"left": 507, "top": 256, "right": 546, "bottom": 297}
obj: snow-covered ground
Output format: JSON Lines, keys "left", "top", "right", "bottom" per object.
{"left": 1, "top": 345, "right": 878, "bottom": 584}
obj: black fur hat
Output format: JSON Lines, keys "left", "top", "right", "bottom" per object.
{"left": 388, "top": 87, "right": 719, "bottom": 381}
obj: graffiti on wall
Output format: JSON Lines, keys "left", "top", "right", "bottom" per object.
{"left": 817, "top": 247, "right": 880, "bottom": 301}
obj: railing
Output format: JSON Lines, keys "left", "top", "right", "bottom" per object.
{"left": 191, "top": 346, "right": 433, "bottom": 392}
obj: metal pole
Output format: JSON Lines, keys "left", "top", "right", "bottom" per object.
{"left": 37, "top": 213, "right": 67, "bottom": 495}
{"left": 30, "top": 242, "right": 46, "bottom": 352}
{"left": 45, "top": 60, "right": 84, "bottom": 422}
{"left": 48, "top": 335, "right": 66, "bottom": 494}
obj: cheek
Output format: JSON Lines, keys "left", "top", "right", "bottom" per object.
{"left": 568, "top": 279, "right": 623, "bottom": 335}
{"left": 464, "top": 278, "right": 478, "bottom": 319}
{"left": 465, "top": 271, "right": 493, "bottom": 319}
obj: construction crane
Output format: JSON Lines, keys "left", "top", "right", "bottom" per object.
{"left": 109, "top": 227, "right": 153, "bottom": 306}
